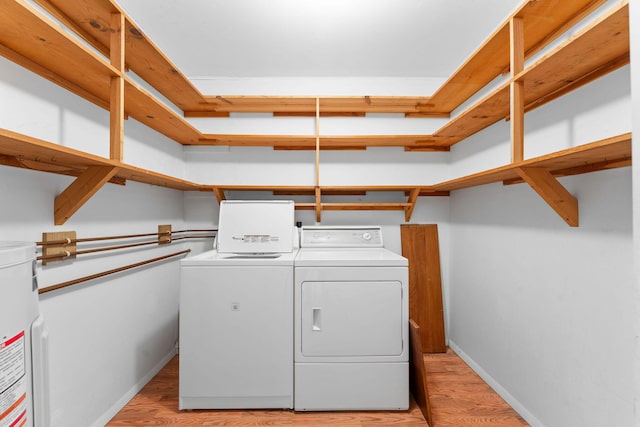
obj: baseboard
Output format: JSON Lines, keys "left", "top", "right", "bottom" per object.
{"left": 447, "top": 340, "right": 545, "bottom": 427}
{"left": 91, "top": 348, "right": 177, "bottom": 427}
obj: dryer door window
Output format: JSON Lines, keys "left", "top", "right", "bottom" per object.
{"left": 300, "top": 281, "right": 403, "bottom": 357}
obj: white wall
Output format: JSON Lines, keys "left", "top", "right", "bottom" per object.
{"left": 0, "top": 57, "right": 209, "bottom": 427}
{"left": 447, "top": 63, "right": 634, "bottom": 426}
{"left": 629, "top": 0, "right": 640, "bottom": 423}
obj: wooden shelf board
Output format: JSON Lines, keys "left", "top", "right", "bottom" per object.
{"left": 424, "top": 0, "right": 609, "bottom": 114}
{"left": 189, "top": 96, "right": 438, "bottom": 115}
{"left": 321, "top": 203, "right": 410, "bottom": 211}
{"left": 434, "top": 133, "right": 631, "bottom": 192}
{"left": 124, "top": 79, "right": 202, "bottom": 145}
{"left": 433, "top": 84, "right": 510, "bottom": 147}
{"left": 0, "top": 0, "right": 118, "bottom": 108}
{"left": 32, "top": 0, "right": 206, "bottom": 110}
{"left": 0, "top": 128, "right": 202, "bottom": 191}
{"left": 519, "top": 1, "right": 629, "bottom": 110}
{"left": 198, "top": 134, "right": 449, "bottom": 150}
{"left": 432, "top": 1, "right": 629, "bottom": 148}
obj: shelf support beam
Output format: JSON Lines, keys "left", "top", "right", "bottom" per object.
{"left": 516, "top": 167, "right": 579, "bottom": 227}
{"left": 405, "top": 187, "right": 420, "bottom": 222}
{"left": 54, "top": 166, "right": 119, "bottom": 225}
{"left": 510, "top": 17, "right": 525, "bottom": 163}
{"left": 315, "top": 97, "right": 322, "bottom": 222}
{"left": 110, "top": 12, "right": 125, "bottom": 161}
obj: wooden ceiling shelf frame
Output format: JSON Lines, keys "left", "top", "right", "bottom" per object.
{"left": 431, "top": 0, "right": 630, "bottom": 150}
{"left": 0, "top": 0, "right": 201, "bottom": 147}
{"left": 0, "top": 128, "right": 203, "bottom": 225}
{"left": 433, "top": 133, "right": 632, "bottom": 226}
{"left": 0, "top": 0, "right": 632, "bottom": 225}
{"left": 30, "top": 0, "right": 614, "bottom": 118}
{"left": 207, "top": 185, "right": 448, "bottom": 222}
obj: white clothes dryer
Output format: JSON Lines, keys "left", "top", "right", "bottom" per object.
{"left": 294, "top": 226, "right": 409, "bottom": 411}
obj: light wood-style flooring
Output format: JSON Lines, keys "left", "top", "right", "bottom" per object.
{"left": 107, "top": 349, "right": 528, "bottom": 426}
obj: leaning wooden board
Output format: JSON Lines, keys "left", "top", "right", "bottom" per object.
{"left": 401, "top": 224, "right": 446, "bottom": 353}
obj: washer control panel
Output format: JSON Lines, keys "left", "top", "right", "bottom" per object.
{"left": 300, "top": 226, "right": 383, "bottom": 248}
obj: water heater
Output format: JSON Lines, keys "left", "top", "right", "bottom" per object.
{"left": 0, "top": 242, "right": 50, "bottom": 427}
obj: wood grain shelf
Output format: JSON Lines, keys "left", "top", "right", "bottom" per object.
{"left": 0, "top": 0, "right": 201, "bottom": 146}
{"left": 421, "top": 0, "right": 609, "bottom": 115}
{"left": 29, "top": 0, "right": 614, "bottom": 118}
{"left": 433, "top": 133, "right": 631, "bottom": 192}
{"left": 198, "top": 134, "right": 450, "bottom": 151}
{"left": 432, "top": 0, "right": 629, "bottom": 149}
{"left": 33, "top": 0, "right": 207, "bottom": 111}
{"left": 0, "top": 0, "right": 631, "bottom": 224}
{"left": 0, "top": 128, "right": 202, "bottom": 192}
{"left": 207, "top": 185, "right": 447, "bottom": 221}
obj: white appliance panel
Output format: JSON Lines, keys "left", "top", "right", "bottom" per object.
{"left": 216, "top": 200, "right": 294, "bottom": 253}
{"left": 0, "top": 242, "right": 49, "bottom": 427}
{"left": 295, "top": 363, "right": 408, "bottom": 411}
{"left": 181, "top": 248, "right": 296, "bottom": 267}
{"left": 295, "top": 248, "right": 407, "bottom": 267}
{"left": 300, "top": 226, "right": 383, "bottom": 248}
{"left": 300, "top": 281, "right": 403, "bottom": 357}
{"left": 295, "top": 266, "right": 408, "bottom": 364}
{"left": 179, "top": 265, "right": 293, "bottom": 409}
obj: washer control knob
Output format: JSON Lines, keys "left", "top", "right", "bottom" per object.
{"left": 362, "top": 232, "right": 372, "bottom": 241}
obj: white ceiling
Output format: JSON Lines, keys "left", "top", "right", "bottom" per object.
{"left": 116, "top": 0, "right": 522, "bottom": 79}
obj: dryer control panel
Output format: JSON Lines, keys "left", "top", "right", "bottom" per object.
{"left": 300, "top": 226, "right": 383, "bottom": 248}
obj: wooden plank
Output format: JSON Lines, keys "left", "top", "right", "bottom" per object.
{"left": 510, "top": 17, "right": 525, "bottom": 163}
{"left": 315, "top": 97, "right": 320, "bottom": 186}
{"left": 123, "top": 17, "right": 207, "bottom": 110}
{"left": 197, "top": 134, "right": 450, "bottom": 150}
{"left": 315, "top": 187, "right": 322, "bottom": 222}
{"left": 321, "top": 203, "right": 409, "bottom": 211}
{"left": 520, "top": 2, "right": 629, "bottom": 112}
{"left": 0, "top": 128, "right": 202, "bottom": 191}
{"left": 511, "top": 80, "right": 525, "bottom": 162}
{"left": 33, "top": 0, "right": 110, "bottom": 57}
{"left": 54, "top": 165, "right": 119, "bottom": 225}
{"left": 422, "top": 0, "right": 609, "bottom": 114}
{"left": 124, "top": 79, "right": 202, "bottom": 145}
{"left": 405, "top": 188, "right": 421, "bottom": 222}
{"left": 516, "top": 167, "right": 579, "bottom": 227}
{"left": 32, "top": 0, "right": 207, "bottom": 110}
{"left": 0, "top": 0, "right": 118, "bottom": 106}
{"left": 433, "top": 133, "right": 631, "bottom": 191}
{"left": 401, "top": 225, "right": 447, "bottom": 353}
{"left": 110, "top": 76, "right": 124, "bottom": 161}
{"left": 42, "top": 230, "right": 76, "bottom": 266}
{"left": 110, "top": 11, "right": 125, "bottom": 70}
{"left": 191, "top": 96, "right": 437, "bottom": 115}
{"left": 409, "top": 320, "right": 434, "bottom": 427}
{"left": 433, "top": 84, "right": 510, "bottom": 147}
{"left": 435, "top": 133, "right": 631, "bottom": 192}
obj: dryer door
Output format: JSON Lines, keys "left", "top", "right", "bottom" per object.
{"left": 300, "top": 281, "right": 403, "bottom": 357}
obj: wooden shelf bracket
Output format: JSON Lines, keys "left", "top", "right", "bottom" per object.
{"left": 54, "top": 166, "right": 119, "bottom": 225}
{"left": 515, "top": 167, "right": 579, "bottom": 227}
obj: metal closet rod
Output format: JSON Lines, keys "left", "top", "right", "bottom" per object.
{"left": 35, "top": 229, "right": 217, "bottom": 246}
{"left": 38, "top": 249, "right": 191, "bottom": 295}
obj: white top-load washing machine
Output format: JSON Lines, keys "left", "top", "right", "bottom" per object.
{"left": 294, "top": 226, "right": 409, "bottom": 411}
{"left": 179, "top": 200, "right": 297, "bottom": 410}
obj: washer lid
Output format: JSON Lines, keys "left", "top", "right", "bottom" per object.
{"left": 0, "top": 241, "right": 35, "bottom": 269}
{"left": 216, "top": 200, "right": 295, "bottom": 254}
{"left": 295, "top": 247, "right": 407, "bottom": 267}
{"left": 181, "top": 249, "right": 297, "bottom": 266}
